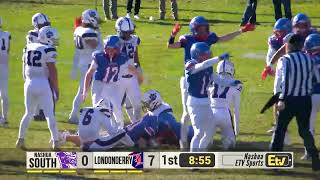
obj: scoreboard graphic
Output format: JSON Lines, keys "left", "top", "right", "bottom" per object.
{"left": 26, "top": 152, "right": 293, "bottom": 173}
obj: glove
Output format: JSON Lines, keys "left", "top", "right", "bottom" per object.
{"left": 70, "top": 69, "right": 77, "bottom": 80}
{"left": 231, "top": 80, "right": 242, "bottom": 86}
{"left": 261, "top": 66, "right": 275, "bottom": 80}
{"left": 171, "top": 23, "right": 182, "bottom": 36}
{"left": 219, "top": 52, "right": 230, "bottom": 60}
{"left": 241, "top": 23, "right": 256, "bottom": 33}
{"left": 277, "top": 101, "right": 285, "bottom": 111}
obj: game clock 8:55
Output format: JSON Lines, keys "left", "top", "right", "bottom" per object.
{"left": 179, "top": 153, "right": 215, "bottom": 168}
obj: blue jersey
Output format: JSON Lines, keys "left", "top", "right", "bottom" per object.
{"left": 312, "top": 55, "right": 320, "bottom": 94}
{"left": 92, "top": 51, "right": 128, "bottom": 83}
{"left": 185, "top": 60, "right": 213, "bottom": 98}
{"left": 125, "top": 114, "right": 159, "bottom": 144}
{"left": 179, "top": 32, "right": 218, "bottom": 63}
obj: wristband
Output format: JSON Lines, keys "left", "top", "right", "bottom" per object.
{"left": 168, "top": 36, "right": 175, "bottom": 44}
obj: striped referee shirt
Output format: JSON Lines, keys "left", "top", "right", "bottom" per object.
{"left": 277, "top": 51, "right": 320, "bottom": 100}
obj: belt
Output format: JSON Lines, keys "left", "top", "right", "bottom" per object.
{"left": 122, "top": 74, "right": 133, "bottom": 78}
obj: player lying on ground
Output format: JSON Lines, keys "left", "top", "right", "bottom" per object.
{"left": 207, "top": 59, "right": 242, "bottom": 150}
{"left": 184, "top": 42, "right": 242, "bottom": 152}
{"left": 58, "top": 90, "right": 194, "bottom": 151}
{"left": 16, "top": 26, "right": 60, "bottom": 150}
{"left": 0, "top": 17, "right": 11, "bottom": 127}
{"left": 167, "top": 16, "right": 254, "bottom": 150}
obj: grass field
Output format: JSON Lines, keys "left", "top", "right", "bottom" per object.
{"left": 1, "top": 0, "right": 320, "bottom": 179}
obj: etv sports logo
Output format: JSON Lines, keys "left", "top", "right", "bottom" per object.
{"left": 265, "top": 153, "right": 293, "bottom": 168}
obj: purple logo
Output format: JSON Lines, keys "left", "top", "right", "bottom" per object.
{"left": 46, "top": 30, "right": 54, "bottom": 38}
{"left": 129, "top": 152, "right": 143, "bottom": 169}
{"left": 149, "top": 93, "right": 157, "bottom": 101}
{"left": 56, "top": 152, "right": 77, "bottom": 169}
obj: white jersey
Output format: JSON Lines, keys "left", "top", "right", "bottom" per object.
{"left": 23, "top": 42, "right": 57, "bottom": 80}
{"left": 26, "top": 29, "right": 39, "bottom": 44}
{"left": 119, "top": 35, "right": 140, "bottom": 76}
{"left": 78, "top": 107, "right": 116, "bottom": 143}
{"left": 0, "top": 30, "right": 11, "bottom": 64}
{"left": 209, "top": 77, "right": 242, "bottom": 109}
{"left": 73, "top": 26, "right": 100, "bottom": 67}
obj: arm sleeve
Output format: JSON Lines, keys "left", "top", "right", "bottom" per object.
{"left": 45, "top": 48, "right": 57, "bottom": 63}
{"left": 266, "top": 46, "right": 277, "bottom": 66}
{"left": 211, "top": 73, "right": 237, "bottom": 87}
{"left": 187, "top": 57, "right": 220, "bottom": 75}
{"left": 278, "top": 58, "right": 287, "bottom": 100}
{"left": 233, "top": 87, "right": 241, "bottom": 134}
{"left": 274, "top": 59, "right": 283, "bottom": 94}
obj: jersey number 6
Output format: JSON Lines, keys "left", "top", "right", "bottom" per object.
{"left": 82, "top": 109, "right": 94, "bottom": 125}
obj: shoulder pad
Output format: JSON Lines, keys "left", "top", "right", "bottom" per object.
{"left": 179, "top": 35, "right": 189, "bottom": 43}
{"left": 92, "top": 50, "right": 104, "bottom": 59}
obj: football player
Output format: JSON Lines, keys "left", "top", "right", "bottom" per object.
{"left": 167, "top": 16, "right": 254, "bottom": 149}
{"left": 207, "top": 60, "right": 242, "bottom": 150}
{"left": 59, "top": 90, "right": 194, "bottom": 150}
{"left": 262, "top": 18, "right": 292, "bottom": 142}
{"left": 265, "top": 13, "right": 319, "bottom": 73}
{"left": 82, "top": 35, "right": 128, "bottom": 128}
{"left": 185, "top": 42, "right": 241, "bottom": 152}
{"left": 69, "top": 9, "right": 102, "bottom": 124}
{"left": 0, "top": 17, "right": 11, "bottom": 127}
{"left": 302, "top": 34, "right": 320, "bottom": 160}
{"left": 16, "top": 26, "right": 60, "bottom": 150}
{"left": 115, "top": 17, "right": 142, "bottom": 123}
{"left": 25, "top": 13, "right": 51, "bottom": 121}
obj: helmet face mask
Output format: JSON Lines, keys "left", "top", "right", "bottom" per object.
{"left": 273, "top": 30, "right": 286, "bottom": 39}
{"left": 293, "top": 23, "right": 310, "bottom": 37}
{"left": 189, "top": 16, "right": 210, "bottom": 40}
{"left": 141, "top": 90, "right": 162, "bottom": 112}
{"left": 104, "top": 47, "right": 120, "bottom": 59}
{"left": 197, "top": 51, "right": 212, "bottom": 63}
{"left": 119, "top": 31, "right": 133, "bottom": 40}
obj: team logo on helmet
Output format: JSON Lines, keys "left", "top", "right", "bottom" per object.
{"left": 46, "top": 30, "right": 54, "bottom": 38}
{"left": 149, "top": 93, "right": 157, "bottom": 101}
{"left": 89, "top": 10, "right": 96, "bottom": 18}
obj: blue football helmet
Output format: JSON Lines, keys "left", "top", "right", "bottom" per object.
{"left": 304, "top": 34, "right": 320, "bottom": 52}
{"left": 274, "top": 18, "right": 292, "bottom": 32}
{"left": 189, "top": 16, "right": 209, "bottom": 35}
{"left": 292, "top": 13, "right": 310, "bottom": 27}
{"left": 190, "top": 42, "right": 211, "bottom": 61}
{"left": 104, "top": 35, "right": 121, "bottom": 49}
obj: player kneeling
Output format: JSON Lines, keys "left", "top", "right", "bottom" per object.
{"left": 208, "top": 60, "right": 242, "bottom": 150}
{"left": 16, "top": 26, "right": 60, "bottom": 150}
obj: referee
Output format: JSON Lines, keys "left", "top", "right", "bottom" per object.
{"left": 271, "top": 34, "right": 320, "bottom": 171}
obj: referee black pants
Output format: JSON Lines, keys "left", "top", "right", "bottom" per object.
{"left": 271, "top": 96, "right": 319, "bottom": 158}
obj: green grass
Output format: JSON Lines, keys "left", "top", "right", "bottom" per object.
{"left": 1, "top": 0, "right": 320, "bottom": 179}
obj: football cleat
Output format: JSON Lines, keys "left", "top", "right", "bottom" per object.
{"left": 0, "top": 117, "right": 8, "bottom": 128}
{"left": 301, "top": 153, "right": 312, "bottom": 161}
{"left": 134, "top": 15, "right": 140, "bottom": 20}
{"left": 241, "top": 23, "right": 256, "bottom": 33}
{"left": 16, "top": 138, "right": 26, "bottom": 149}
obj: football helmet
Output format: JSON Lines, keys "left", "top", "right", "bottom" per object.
{"left": 81, "top": 9, "right": 100, "bottom": 28}
{"left": 190, "top": 42, "right": 211, "bottom": 62}
{"left": 304, "top": 33, "right": 320, "bottom": 55}
{"left": 217, "top": 60, "right": 235, "bottom": 77}
{"left": 32, "top": 13, "right": 51, "bottom": 30}
{"left": 115, "top": 17, "right": 135, "bottom": 40}
{"left": 38, "top": 26, "right": 59, "bottom": 46}
{"left": 142, "top": 90, "right": 163, "bottom": 112}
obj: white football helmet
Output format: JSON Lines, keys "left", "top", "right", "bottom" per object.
{"left": 81, "top": 9, "right": 100, "bottom": 28}
{"left": 38, "top": 26, "right": 59, "bottom": 46}
{"left": 216, "top": 60, "right": 235, "bottom": 77}
{"left": 32, "top": 13, "right": 51, "bottom": 30}
{"left": 115, "top": 17, "right": 135, "bottom": 38}
{"left": 142, "top": 90, "right": 163, "bottom": 112}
